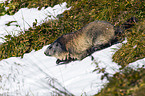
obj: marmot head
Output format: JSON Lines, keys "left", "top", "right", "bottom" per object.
{"left": 44, "top": 42, "right": 62, "bottom": 56}
{"left": 44, "top": 41, "right": 69, "bottom": 60}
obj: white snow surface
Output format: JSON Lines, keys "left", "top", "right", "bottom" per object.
{"left": 0, "top": 2, "right": 70, "bottom": 43}
{"left": 0, "top": 2, "right": 145, "bottom": 96}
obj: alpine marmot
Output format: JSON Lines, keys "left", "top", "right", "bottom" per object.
{"left": 44, "top": 17, "right": 138, "bottom": 65}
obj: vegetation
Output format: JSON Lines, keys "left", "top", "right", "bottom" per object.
{"left": 0, "top": 0, "right": 145, "bottom": 95}
{"left": 113, "top": 21, "right": 145, "bottom": 68}
{"left": 0, "top": 0, "right": 74, "bottom": 16}
{"left": 95, "top": 66, "right": 145, "bottom": 96}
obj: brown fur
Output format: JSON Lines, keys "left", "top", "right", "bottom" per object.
{"left": 44, "top": 17, "right": 138, "bottom": 64}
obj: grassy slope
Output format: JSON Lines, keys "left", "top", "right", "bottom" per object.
{"left": 113, "top": 21, "right": 145, "bottom": 68}
{"left": 0, "top": 0, "right": 145, "bottom": 95}
{"left": 95, "top": 67, "right": 145, "bottom": 96}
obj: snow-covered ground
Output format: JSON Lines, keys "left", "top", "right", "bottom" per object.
{"left": 0, "top": 1, "right": 145, "bottom": 96}
{"left": 0, "top": 2, "right": 70, "bottom": 43}
{"left": 0, "top": 44, "right": 115, "bottom": 96}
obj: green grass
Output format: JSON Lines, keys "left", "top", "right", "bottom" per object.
{"left": 113, "top": 21, "right": 145, "bottom": 68}
{"left": 94, "top": 66, "right": 145, "bottom": 96}
{"left": 0, "top": 0, "right": 145, "bottom": 95}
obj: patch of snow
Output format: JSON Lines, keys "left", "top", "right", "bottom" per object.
{"left": 133, "top": 45, "right": 137, "bottom": 48}
{"left": 122, "top": 37, "right": 127, "bottom": 44}
{"left": 0, "top": 2, "right": 71, "bottom": 43}
{"left": 128, "top": 58, "right": 145, "bottom": 70}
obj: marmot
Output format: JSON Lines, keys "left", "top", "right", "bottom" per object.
{"left": 44, "top": 17, "right": 138, "bottom": 65}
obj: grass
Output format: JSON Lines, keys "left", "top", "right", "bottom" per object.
{"left": 94, "top": 66, "right": 145, "bottom": 96}
{"left": 113, "top": 21, "right": 145, "bottom": 68}
{"left": 0, "top": 0, "right": 74, "bottom": 16}
{"left": 0, "top": 0, "right": 145, "bottom": 95}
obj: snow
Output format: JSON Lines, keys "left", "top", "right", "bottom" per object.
{"left": 0, "top": 2, "right": 145, "bottom": 96}
{"left": 0, "top": 45, "right": 104, "bottom": 95}
{"left": 0, "top": 2, "right": 71, "bottom": 43}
